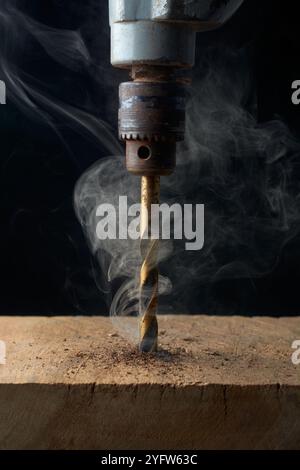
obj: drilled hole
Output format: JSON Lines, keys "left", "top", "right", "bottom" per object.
{"left": 137, "top": 145, "right": 151, "bottom": 160}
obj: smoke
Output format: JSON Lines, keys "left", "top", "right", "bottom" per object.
{"left": 0, "top": 0, "right": 122, "bottom": 158}
{"left": 0, "top": 0, "right": 124, "bottom": 313}
{"left": 168, "top": 48, "right": 300, "bottom": 286}
{"left": 75, "top": 45, "right": 300, "bottom": 334}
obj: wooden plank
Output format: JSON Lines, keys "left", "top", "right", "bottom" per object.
{"left": 0, "top": 315, "right": 299, "bottom": 449}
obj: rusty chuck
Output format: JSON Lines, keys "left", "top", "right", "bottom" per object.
{"left": 119, "top": 77, "right": 186, "bottom": 176}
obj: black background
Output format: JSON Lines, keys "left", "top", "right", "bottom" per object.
{"left": 0, "top": 0, "right": 300, "bottom": 316}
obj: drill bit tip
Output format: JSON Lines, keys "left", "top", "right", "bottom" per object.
{"left": 139, "top": 314, "right": 158, "bottom": 353}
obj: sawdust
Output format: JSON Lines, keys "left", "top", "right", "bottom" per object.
{"left": 109, "top": 345, "right": 187, "bottom": 365}
{"left": 73, "top": 343, "right": 189, "bottom": 370}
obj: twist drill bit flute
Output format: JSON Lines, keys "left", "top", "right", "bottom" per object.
{"left": 140, "top": 176, "right": 160, "bottom": 352}
{"left": 109, "top": 0, "right": 244, "bottom": 352}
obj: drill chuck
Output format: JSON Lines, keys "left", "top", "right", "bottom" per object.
{"left": 119, "top": 81, "right": 186, "bottom": 176}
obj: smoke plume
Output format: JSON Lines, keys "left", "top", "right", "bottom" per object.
{"left": 0, "top": 0, "right": 122, "bottom": 157}
{"left": 75, "top": 45, "right": 300, "bottom": 340}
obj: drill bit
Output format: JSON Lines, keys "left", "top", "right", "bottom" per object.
{"left": 139, "top": 175, "right": 160, "bottom": 352}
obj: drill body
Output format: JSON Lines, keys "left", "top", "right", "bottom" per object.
{"left": 110, "top": 0, "right": 244, "bottom": 175}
